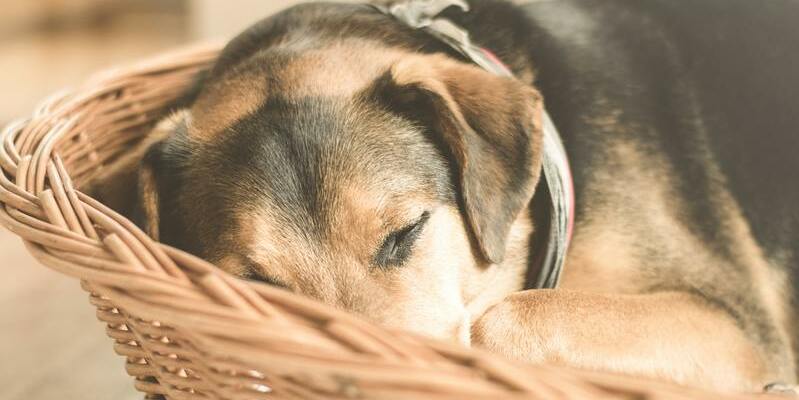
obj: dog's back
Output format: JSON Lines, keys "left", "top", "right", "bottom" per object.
{"left": 637, "top": 0, "right": 799, "bottom": 269}
{"left": 658, "top": 0, "right": 799, "bottom": 366}
{"left": 521, "top": 0, "right": 799, "bottom": 373}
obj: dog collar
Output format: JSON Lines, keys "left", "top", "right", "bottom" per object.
{"left": 371, "top": 0, "right": 575, "bottom": 289}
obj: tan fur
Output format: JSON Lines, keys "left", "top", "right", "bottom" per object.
{"left": 234, "top": 175, "right": 529, "bottom": 343}
{"left": 461, "top": 213, "right": 531, "bottom": 318}
{"left": 203, "top": 53, "right": 544, "bottom": 342}
{"left": 472, "top": 290, "right": 770, "bottom": 391}
{"left": 241, "top": 203, "right": 474, "bottom": 341}
{"left": 275, "top": 41, "right": 407, "bottom": 98}
{"left": 706, "top": 172, "right": 795, "bottom": 378}
{"left": 191, "top": 47, "right": 546, "bottom": 333}
{"left": 190, "top": 69, "right": 268, "bottom": 141}
{"left": 390, "top": 54, "right": 543, "bottom": 154}
{"left": 189, "top": 41, "right": 413, "bottom": 142}
{"left": 486, "top": 137, "right": 796, "bottom": 388}
{"left": 138, "top": 166, "right": 160, "bottom": 240}
{"left": 390, "top": 54, "right": 543, "bottom": 263}
{"left": 560, "top": 140, "right": 671, "bottom": 295}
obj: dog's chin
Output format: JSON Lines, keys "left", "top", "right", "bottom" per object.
{"left": 454, "top": 313, "right": 472, "bottom": 347}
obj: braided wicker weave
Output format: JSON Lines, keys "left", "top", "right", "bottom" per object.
{"left": 0, "top": 43, "right": 777, "bottom": 400}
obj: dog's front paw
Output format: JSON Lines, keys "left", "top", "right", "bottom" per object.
{"left": 470, "top": 302, "right": 504, "bottom": 350}
{"left": 470, "top": 298, "right": 550, "bottom": 363}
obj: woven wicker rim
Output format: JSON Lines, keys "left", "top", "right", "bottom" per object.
{"left": 0, "top": 43, "right": 774, "bottom": 400}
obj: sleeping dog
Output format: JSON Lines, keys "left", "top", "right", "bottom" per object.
{"left": 114, "top": 0, "right": 799, "bottom": 393}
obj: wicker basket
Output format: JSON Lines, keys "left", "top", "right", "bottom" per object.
{"left": 0, "top": 43, "right": 776, "bottom": 400}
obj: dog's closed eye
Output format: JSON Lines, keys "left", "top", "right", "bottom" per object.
{"left": 374, "top": 211, "right": 431, "bottom": 268}
{"left": 244, "top": 260, "right": 290, "bottom": 289}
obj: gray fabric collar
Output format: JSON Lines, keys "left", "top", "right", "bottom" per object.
{"left": 370, "top": 0, "right": 574, "bottom": 289}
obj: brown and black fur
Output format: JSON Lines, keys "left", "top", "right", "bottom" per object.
{"left": 105, "top": 0, "right": 799, "bottom": 392}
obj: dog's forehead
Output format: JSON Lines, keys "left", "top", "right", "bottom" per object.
{"left": 190, "top": 40, "right": 406, "bottom": 142}
{"left": 208, "top": 91, "right": 447, "bottom": 210}
{"left": 274, "top": 43, "right": 405, "bottom": 97}
{"left": 190, "top": 91, "right": 453, "bottom": 268}
{"left": 184, "top": 40, "right": 456, "bottom": 269}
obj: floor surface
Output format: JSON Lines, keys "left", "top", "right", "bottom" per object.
{"left": 0, "top": 10, "right": 189, "bottom": 400}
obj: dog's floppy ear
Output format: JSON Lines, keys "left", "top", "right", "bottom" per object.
{"left": 374, "top": 55, "right": 544, "bottom": 264}
{"left": 134, "top": 110, "right": 192, "bottom": 241}
{"left": 137, "top": 146, "right": 162, "bottom": 240}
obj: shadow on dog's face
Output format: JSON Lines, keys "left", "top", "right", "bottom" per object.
{"left": 136, "top": 47, "right": 544, "bottom": 343}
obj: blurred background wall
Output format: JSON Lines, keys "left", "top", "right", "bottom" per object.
{"left": 0, "top": 2, "right": 302, "bottom": 399}
{"left": 191, "top": 0, "right": 305, "bottom": 38}
{"left": 0, "top": 0, "right": 312, "bottom": 125}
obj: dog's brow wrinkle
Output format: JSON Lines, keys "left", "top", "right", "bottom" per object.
{"left": 250, "top": 274, "right": 291, "bottom": 290}
{"left": 243, "top": 257, "right": 290, "bottom": 289}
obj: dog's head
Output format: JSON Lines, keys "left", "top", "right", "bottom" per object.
{"left": 136, "top": 34, "right": 544, "bottom": 343}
